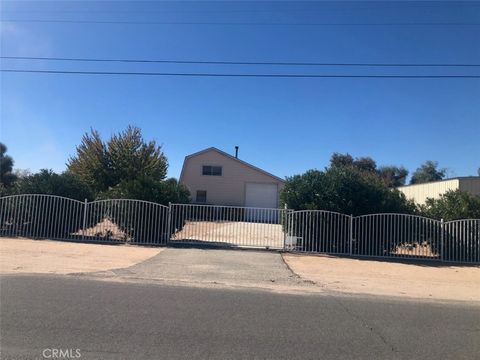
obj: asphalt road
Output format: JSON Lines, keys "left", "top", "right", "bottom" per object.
{"left": 1, "top": 275, "right": 479, "bottom": 360}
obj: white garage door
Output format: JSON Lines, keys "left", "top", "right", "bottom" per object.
{"left": 245, "top": 183, "right": 278, "bottom": 209}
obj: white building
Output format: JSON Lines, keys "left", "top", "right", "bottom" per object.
{"left": 397, "top": 177, "right": 480, "bottom": 205}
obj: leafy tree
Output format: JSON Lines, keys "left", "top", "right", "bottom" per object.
{"left": 1, "top": 170, "right": 89, "bottom": 239}
{"left": 420, "top": 190, "right": 480, "bottom": 261}
{"left": 158, "top": 178, "right": 190, "bottom": 204}
{"left": 420, "top": 190, "right": 480, "bottom": 221}
{"left": 329, "top": 153, "right": 407, "bottom": 187}
{"left": 0, "top": 143, "right": 17, "bottom": 192}
{"left": 281, "top": 166, "right": 415, "bottom": 216}
{"left": 353, "top": 157, "right": 377, "bottom": 173}
{"left": 281, "top": 166, "right": 416, "bottom": 255}
{"left": 330, "top": 153, "right": 377, "bottom": 173}
{"left": 67, "top": 129, "right": 113, "bottom": 193}
{"left": 12, "top": 169, "right": 93, "bottom": 201}
{"left": 330, "top": 153, "right": 354, "bottom": 168}
{"left": 107, "top": 126, "right": 168, "bottom": 186}
{"left": 66, "top": 126, "right": 187, "bottom": 242}
{"left": 67, "top": 126, "right": 168, "bottom": 196}
{"left": 377, "top": 166, "right": 409, "bottom": 187}
{"left": 410, "top": 161, "right": 446, "bottom": 184}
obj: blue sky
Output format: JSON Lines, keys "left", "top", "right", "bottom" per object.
{"left": 1, "top": 1, "right": 479, "bottom": 181}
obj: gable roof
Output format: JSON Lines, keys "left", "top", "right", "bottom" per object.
{"left": 179, "top": 147, "right": 285, "bottom": 183}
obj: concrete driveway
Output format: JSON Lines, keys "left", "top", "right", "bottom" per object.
{"left": 170, "top": 221, "right": 284, "bottom": 249}
{"left": 98, "top": 247, "right": 308, "bottom": 292}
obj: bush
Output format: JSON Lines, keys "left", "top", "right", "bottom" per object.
{"left": 82, "top": 199, "right": 170, "bottom": 244}
{"left": 442, "top": 219, "right": 479, "bottom": 262}
{"left": 419, "top": 190, "right": 480, "bottom": 261}
{"left": 281, "top": 166, "right": 416, "bottom": 216}
{"left": 281, "top": 165, "right": 416, "bottom": 254}
{"left": 11, "top": 169, "right": 93, "bottom": 201}
{"left": 97, "top": 177, "right": 190, "bottom": 205}
{"left": 420, "top": 190, "right": 480, "bottom": 221}
{"left": 91, "top": 178, "right": 189, "bottom": 242}
{"left": 0, "top": 194, "right": 85, "bottom": 240}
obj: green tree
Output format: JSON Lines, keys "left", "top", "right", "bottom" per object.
{"left": 420, "top": 190, "right": 480, "bottom": 221}
{"left": 281, "top": 166, "right": 415, "bottom": 216}
{"left": 67, "top": 126, "right": 168, "bottom": 196}
{"left": 377, "top": 166, "right": 409, "bottom": 187}
{"left": 107, "top": 126, "right": 168, "bottom": 186}
{"left": 329, "top": 153, "right": 407, "bottom": 188}
{"left": 0, "top": 143, "right": 17, "bottom": 192}
{"left": 13, "top": 169, "right": 93, "bottom": 201}
{"left": 67, "top": 129, "right": 112, "bottom": 193}
{"left": 330, "top": 153, "right": 377, "bottom": 173}
{"left": 281, "top": 165, "right": 416, "bottom": 255}
{"left": 157, "top": 178, "right": 190, "bottom": 204}
{"left": 353, "top": 157, "right": 377, "bottom": 173}
{"left": 330, "top": 153, "right": 354, "bottom": 168}
{"left": 1, "top": 170, "right": 89, "bottom": 239}
{"left": 410, "top": 161, "right": 446, "bottom": 184}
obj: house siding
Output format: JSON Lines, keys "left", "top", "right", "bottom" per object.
{"left": 180, "top": 150, "right": 284, "bottom": 207}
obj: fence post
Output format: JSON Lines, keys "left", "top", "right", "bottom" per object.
{"left": 283, "top": 204, "right": 288, "bottom": 251}
{"left": 82, "top": 199, "right": 88, "bottom": 241}
{"left": 166, "top": 202, "right": 172, "bottom": 245}
{"left": 349, "top": 214, "right": 353, "bottom": 256}
{"left": 440, "top": 218, "right": 444, "bottom": 262}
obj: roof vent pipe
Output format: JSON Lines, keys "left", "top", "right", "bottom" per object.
{"left": 235, "top": 146, "right": 239, "bottom": 158}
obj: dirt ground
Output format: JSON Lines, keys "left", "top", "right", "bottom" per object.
{"left": 283, "top": 253, "right": 480, "bottom": 302}
{"left": 73, "top": 218, "right": 131, "bottom": 241}
{"left": 0, "top": 238, "right": 162, "bottom": 274}
{"left": 3, "top": 237, "right": 479, "bottom": 302}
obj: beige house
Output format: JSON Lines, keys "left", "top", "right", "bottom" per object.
{"left": 179, "top": 147, "right": 285, "bottom": 208}
{"left": 397, "top": 177, "right": 480, "bottom": 205}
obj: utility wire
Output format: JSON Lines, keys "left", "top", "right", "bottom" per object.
{"left": 2, "top": 56, "right": 479, "bottom": 67}
{"left": 2, "top": 69, "right": 479, "bottom": 78}
{"left": 1, "top": 3, "right": 462, "bottom": 14}
{"left": 2, "top": 19, "right": 479, "bottom": 26}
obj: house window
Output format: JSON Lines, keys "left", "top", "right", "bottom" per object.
{"left": 196, "top": 190, "right": 207, "bottom": 203}
{"left": 202, "top": 165, "right": 222, "bottom": 176}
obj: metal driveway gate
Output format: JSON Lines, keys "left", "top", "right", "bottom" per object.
{"left": 169, "top": 203, "right": 286, "bottom": 249}
{"left": 284, "top": 210, "right": 351, "bottom": 254}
